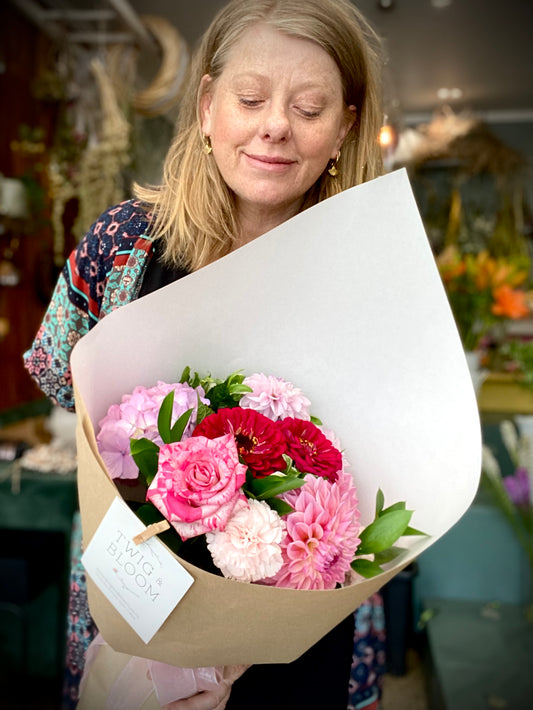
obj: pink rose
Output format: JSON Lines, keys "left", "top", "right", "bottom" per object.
{"left": 146, "top": 434, "right": 247, "bottom": 540}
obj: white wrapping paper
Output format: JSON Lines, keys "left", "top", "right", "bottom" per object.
{"left": 71, "top": 168, "right": 481, "bottom": 666}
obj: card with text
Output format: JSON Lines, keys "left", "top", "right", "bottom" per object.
{"left": 81, "top": 497, "right": 194, "bottom": 643}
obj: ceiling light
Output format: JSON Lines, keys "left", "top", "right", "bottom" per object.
{"left": 437, "top": 87, "right": 463, "bottom": 101}
{"left": 379, "top": 124, "right": 396, "bottom": 148}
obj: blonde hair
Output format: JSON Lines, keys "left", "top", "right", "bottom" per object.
{"left": 134, "top": 0, "right": 384, "bottom": 271}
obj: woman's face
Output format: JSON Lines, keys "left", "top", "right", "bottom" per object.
{"left": 200, "top": 23, "right": 355, "bottom": 223}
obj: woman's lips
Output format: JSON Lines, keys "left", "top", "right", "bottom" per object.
{"left": 245, "top": 153, "right": 296, "bottom": 171}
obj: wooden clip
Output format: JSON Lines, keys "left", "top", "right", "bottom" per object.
{"left": 133, "top": 519, "right": 171, "bottom": 545}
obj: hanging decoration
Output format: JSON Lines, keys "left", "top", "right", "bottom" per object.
{"left": 73, "top": 57, "right": 131, "bottom": 242}
{"left": 40, "top": 10, "right": 190, "bottom": 263}
{"left": 131, "top": 15, "right": 189, "bottom": 118}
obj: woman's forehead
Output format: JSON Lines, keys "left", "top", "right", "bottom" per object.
{"left": 215, "top": 24, "right": 340, "bottom": 86}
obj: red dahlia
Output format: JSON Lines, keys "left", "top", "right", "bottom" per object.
{"left": 193, "top": 407, "right": 287, "bottom": 478}
{"left": 278, "top": 418, "right": 342, "bottom": 482}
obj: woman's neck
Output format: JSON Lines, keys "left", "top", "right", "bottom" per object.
{"left": 235, "top": 199, "right": 304, "bottom": 247}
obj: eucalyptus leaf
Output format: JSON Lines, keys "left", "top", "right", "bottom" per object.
{"left": 356, "top": 509, "right": 412, "bottom": 555}
{"left": 351, "top": 557, "right": 383, "bottom": 578}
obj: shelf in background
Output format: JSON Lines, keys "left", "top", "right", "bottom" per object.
{"left": 478, "top": 373, "right": 533, "bottom": 415}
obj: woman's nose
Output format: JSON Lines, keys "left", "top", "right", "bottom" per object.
{"left": 260, "top": 102, "right": 291, "bottom": 142}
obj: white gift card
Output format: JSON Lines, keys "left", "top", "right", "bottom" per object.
{"left": 81, "top": 497, "right": 194, "bottom": 643}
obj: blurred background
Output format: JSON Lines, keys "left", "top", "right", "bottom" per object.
{"left": 0, "top": 1, "right": 532, "bottom": 709}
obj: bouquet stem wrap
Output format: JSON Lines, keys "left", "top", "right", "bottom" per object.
{"left": 78, "top": 634, "right": 224, "bottom": 710}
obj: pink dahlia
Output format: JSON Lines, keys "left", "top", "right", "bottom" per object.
{"left": 193, "top": 407, "right": 286, "bottom": 478}
{"left": 206, "top": 499, "right": 285, "bottom": 582}
{"left": 266, "top": 471, "right": 361, "bottom": 590}
{"left": 239, "top": 373, "right": 311, "bottom": 421}
{"left": 279, "top": 418, "right": 342, "bottom": 482}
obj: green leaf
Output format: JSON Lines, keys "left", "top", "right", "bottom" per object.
{"left": 379, "top": 501, "right": 406, "bottom": 516}
{"left": 351, "top": 557, "right": 383, "bottom": 578}
{"left": 157, "top": 391, "right": 175, "bottom": 444}
{"left": 179, "top": 366, "right": 191, "bottom": 384}
{"left": 170, "top": 408, "right": 194, "bottom": 442}
{"left": 374, "top": 546, "right": 404, "bottom": 565}
{"left": 196, "top": 399, "right": 214, "bottom": 426}
{"left": 266, "top": 497, "right": 294, "bottom": 516}
{"left": 157, "top": 391, "right": 193, "bottom": 444}
{"left": 281, "top": 454, "right": 300, "bottom": 476}
{"left": 403, "top": 525, "right": 428, "bottom": 537}
{"left": 135, "top": 503, "right": 165, "bottom": 526}
{"left": 228, "top": 383, "right": 253, "bottom": 397}
{"left": 245, "top": 474, "right": 305, "bottom": 500}
{"left": 310, "top": 415, "right": 323, "bottom": 426}
{"left": 356, "top": 509, "right": 413, "bottom": 555}
{"left": 375, "top": 488, "right": 385, "bottom": 517}
{"left": 130, "top": 438, "right": 159, "bottom": 485}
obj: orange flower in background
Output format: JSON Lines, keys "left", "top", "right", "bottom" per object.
{"left": 472, "top": 250, "right": 495, "bottom": 290}
{"left": 492, "top": 285, "right": 530, "bottom": 319}
{"left": 436, "top": 245, "right": 531, "bottom": 351}
{"left": 437, "top": 245, "right": 466, "bottom": 283}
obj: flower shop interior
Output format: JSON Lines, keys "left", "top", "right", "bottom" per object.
{"left": 0, "top": 0, "right": 532, "bottom": 708}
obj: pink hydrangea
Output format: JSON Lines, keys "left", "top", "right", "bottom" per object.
{"left": 239, "top": 373, "right": 311, "bottom": 421}
{"left": 96, "top": 381, "right": 208, "bottom": 480}
{"left": 146, "top": 434, "right": 247, "bottom": 540}
{"left": 265, "top": 471, "right": 361, "bottom": 590}
{"left": 206, "top": 499, "right": 285, "bottom": 582}
{"left": 97, "top": 418, "right": 140, "bottom": 480}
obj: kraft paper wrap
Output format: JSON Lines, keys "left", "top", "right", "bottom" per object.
{"left": 71, "top": 169, "right": 481, "bottom": 667}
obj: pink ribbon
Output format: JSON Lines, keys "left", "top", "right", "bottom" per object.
{"left": 81, "top": 634, "right": 223, "bottom": 709}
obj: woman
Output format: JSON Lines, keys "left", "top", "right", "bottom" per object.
{"left": 24, "top": 1, "right": 384, "bottom": 708}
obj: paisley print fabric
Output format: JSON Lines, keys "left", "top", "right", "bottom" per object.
{"left": 348, "top": 593, "right": 386, "bottom": 709}
{"left": 23, "top": 200, "right": 154, "bottom": 410}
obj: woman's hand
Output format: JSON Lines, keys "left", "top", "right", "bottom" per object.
{"left": 161, "top": 665, "right": 249, "bottom": 710}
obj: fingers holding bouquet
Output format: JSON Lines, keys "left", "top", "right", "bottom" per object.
{"left": 161, "top": 665, "right": 250, "bottom": 710}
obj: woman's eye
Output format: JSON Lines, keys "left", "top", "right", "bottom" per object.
{"left": 296, "top": 106, "right": 321, "bottom": 119}
{"left": 239, "top": 97, "right": 263, "bottom": 108}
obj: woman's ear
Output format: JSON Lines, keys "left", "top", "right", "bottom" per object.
{"left": 199, "top": 74, "right": 214, "bottom": 135}
{"left": 333, "top": 104, "right": 357, "bottom": 155}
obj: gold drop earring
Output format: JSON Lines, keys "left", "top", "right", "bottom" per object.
{"left": 203, "top": 135, "right": 212, "bottom": 155}
{"left": 328, "top": 150, "right": 341, "bottom": 177}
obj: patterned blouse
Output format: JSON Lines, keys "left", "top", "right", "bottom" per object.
{"left": 23, "top": 199, "right": 155, "bottom": 408}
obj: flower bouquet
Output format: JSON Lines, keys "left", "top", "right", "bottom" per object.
{"left": 436, "top": 245, "right": 531, "bottom": 352}
{"left": 80, "top": 368, "right": 427, "bottom": 706}
{"left": 70, "top": 170, "right": 481, "bottom": 688}
{"left": 96, "top": 369, "right": 422, "bottom": 590}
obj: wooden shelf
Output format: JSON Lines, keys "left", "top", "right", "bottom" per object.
{"left": 478, "top": 373, "right": 533, "bottom": 414}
